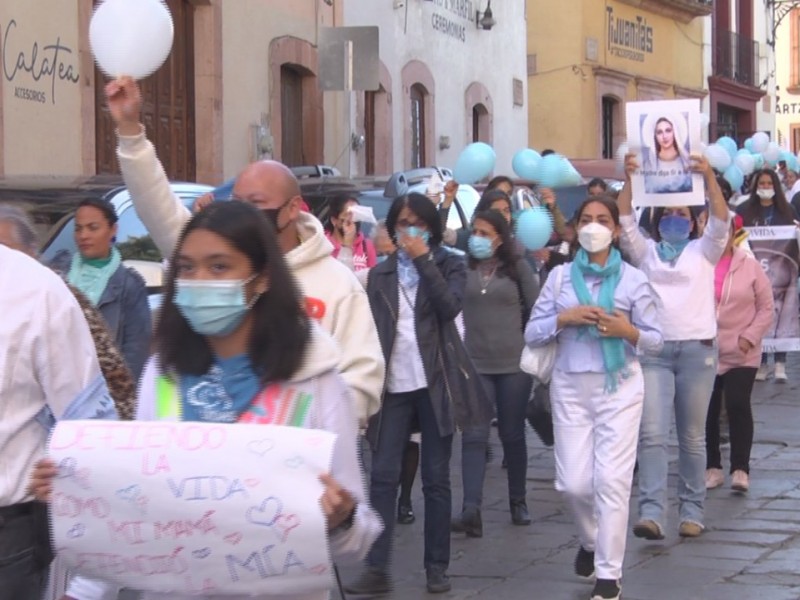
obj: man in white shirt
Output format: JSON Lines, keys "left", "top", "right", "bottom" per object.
{"left": 0, "top": 245, "right": 114, "bottom": 599}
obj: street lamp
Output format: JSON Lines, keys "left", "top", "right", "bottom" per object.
{"left": 476, "top": 1, "right": 496, "bottom": 31}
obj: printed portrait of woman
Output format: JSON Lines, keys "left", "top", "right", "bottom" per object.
{"left": 640, "top": 113, "right": 693, "bottom": 194}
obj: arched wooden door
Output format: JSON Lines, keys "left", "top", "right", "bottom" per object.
{"left": 95, "top": 0, "right": 196, "bottom": 181}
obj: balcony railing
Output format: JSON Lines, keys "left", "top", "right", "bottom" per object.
{"left": 616, "top": 0, "right": 712, "bottom": 23}
{"left": 714, "top": 29, "right": 760, "bottom": 88}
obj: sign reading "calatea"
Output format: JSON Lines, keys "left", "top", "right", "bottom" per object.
{"left": 606, "top": 6, "right": 654, "bottom": 62}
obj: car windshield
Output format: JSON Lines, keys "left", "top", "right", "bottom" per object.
{"left": 40, "top": 194, "right": 200, "bottom": 273}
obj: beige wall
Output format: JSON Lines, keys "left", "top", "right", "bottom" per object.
{"left": 0, "top": 1, "right": 85, "bottom": 176}
{"left": 528, "top": 0, "right": 705, "bottom": 159}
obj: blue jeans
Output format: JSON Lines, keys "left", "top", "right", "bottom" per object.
{"left": 461, "top": 372, "right": 532, "bottom": 509}
{"left": 0, "top": 506, "right": 49, "bottom": 600}
{"left": 367, "top": 389, "right": 453, "bottom": 573}
{"left": 638, "top": 341, "right": 718, "bottom": 527}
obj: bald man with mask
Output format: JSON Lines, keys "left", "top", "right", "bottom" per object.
{"left": 104, "top": 77, "right": 385, "bottom": 428}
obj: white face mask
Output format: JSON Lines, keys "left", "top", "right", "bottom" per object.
{"left": 578, "top": 222, "right": 614, "bottom": 253}
{"left": 756, "top": 189, "right": 775, "bottom": 200}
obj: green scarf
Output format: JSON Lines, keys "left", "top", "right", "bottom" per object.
{"left": 68, "top": 247, "right": 122, "bottom": 305}
{"left": 570, "top": 247, "right": 627, "bottom": 391}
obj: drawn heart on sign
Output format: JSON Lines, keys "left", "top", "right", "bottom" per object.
{"left": 192, "top": 548, "right": 212, "bottom": 559}
{"left": 116, "top": 484, "right": 141, "bottom": 502}
{"left": 246, "top": 496, "right": 283, "bottom": 527}
{"left": 275, "top": 513, "right": 300, "bottom": 542}
{"left": 244, "top": 478, "right": 260, "bottom": 488}
{"left": 67, "top": 523, "right": 86, "bottom": 539}
{"left": 309, "top": 564, "right": 328, "bottom": 575}
{"left": 305, "top": 436, "right": 324, "bottom": 448}
{"left": 57, "top": 457, "right": 77, "bottom": 478}
{"left": 247, "top": 439, "right": 274, "bottom": 457}
{"left": 284, "top": 456, "right": 305, "bottom": 469}
{"left": 223, "top": 532, "right": 243, "bottom": 545}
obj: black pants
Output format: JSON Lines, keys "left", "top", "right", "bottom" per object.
{"left": 705, "top": 367, "right": 758, "bottom": 474}
{"left": 0, "top": 503, "right": 50, "bottom": 600}
{"left": 761, "top": 352, "right": 787, "bottom": 364}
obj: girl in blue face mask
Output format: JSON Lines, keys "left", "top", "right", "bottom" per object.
{"left": 453, "top": 210, "right": 540, "bottom": 537}
{"left": 617, "top": 152, "right": 732, "bottom": 546}
{"left": 46, "top": 201, "right": 382, "bottom": 600}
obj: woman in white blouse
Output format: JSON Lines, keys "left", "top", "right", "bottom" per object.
{"left": 618, "top": 153, "right": 730, "bottom": 541}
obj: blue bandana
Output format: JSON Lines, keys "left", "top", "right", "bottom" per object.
{"left": 396, "top": 249, "right": 420, "bottom": 288}
{"left": 179, "top": 354, "right": 261, "bottom": 422}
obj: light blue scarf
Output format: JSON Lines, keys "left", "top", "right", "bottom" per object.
{"left": 396, "top": 249, "right": 420, "bottom": 288}
{"left": 67, "top": 247, "right": 122, "bottom": 305}
{"left": 179, "top": 354, "right": 262, "bottom": 423}
{"left": 656, "top": 239, "right": 690, "bottom": 263}
{"left": 570, "top": 247, "right": 627, "bottom": 391}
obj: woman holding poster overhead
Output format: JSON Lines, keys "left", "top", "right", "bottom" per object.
{"left": 618, "top": 152, "right": 730, "bottom": 540}
{"left": 735, "top": 168, "right": 799, "bottom": 383}
{"left": 30, "top": 201, "right": 381, "bottom": 600}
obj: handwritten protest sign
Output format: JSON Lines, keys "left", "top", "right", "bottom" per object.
{"left": 746, "top": 225, "right": 800, "bottom": 353}
{"left": 626, "top": 99, "right": 704, "bottom": 207}
{"left": 47, "top": 420, "right": 336, "bottom": 596}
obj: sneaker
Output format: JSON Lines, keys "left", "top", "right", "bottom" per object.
{"left": 755, "top": 365, "right": 769, "bottom": 381}
{"left": 451, "top": 507, "right": 483, "bottom": 538}
{"left": 574, "top": 546, "right": 595, "bottom": 579}
{"left": 397, "top": 503, "right": 415, "bottom": 525}
{"left": 732, "top": 469, "right": 750, "bottom": 492}
{"left": 679, "top": 521, "right": 704, "bottom": 537}
{"left": 590, "top": 578, "right": 621, "bottom": 600}
{"left": 774, "top": 362, "right": 788, "bottom": 383}
{"left": 426, "top": 568, "right": 451, "bottom": 594}
{"left": 633, "top": 518, "right": 665, "bottom": 540}
{"left": 344, "top": 568, "right": 391, "bottom": 596}
{"left": 705, "top": 468, "right": 724, "bottom": 489}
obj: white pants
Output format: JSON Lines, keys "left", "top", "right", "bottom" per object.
{"left": 551, "top": 364, "right": 644, "bottom": 580}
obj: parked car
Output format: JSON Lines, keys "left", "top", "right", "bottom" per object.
{"left": 0, "top": 176, "right": 212, "bottom": 310}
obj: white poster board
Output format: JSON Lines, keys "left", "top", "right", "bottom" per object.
{"left": 746, "top": 226, "right": 800, "bottom": 352}
{"left": 48, "top": 421, "right": 336, "bottom": 596}
{"left": 626, "top": 99, "right": 705, "bottom": 207}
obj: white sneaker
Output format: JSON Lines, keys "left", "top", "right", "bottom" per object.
{"left": 774, "top": 363, "right": 787, "bottom": 383}
{"left": 705, "top": 468, "right": 724, "bottom": 489}
{"left": 732, "top": 470, "right": 750, "bottom": 492}
{"left": 755, "top": 365, "right": 769, "bottom": 381}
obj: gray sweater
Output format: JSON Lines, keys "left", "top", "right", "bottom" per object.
{"left": 463, "top": 259, "right": 540, "bottom": 374}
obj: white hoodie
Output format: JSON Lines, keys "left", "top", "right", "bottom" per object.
{"left": 66, "top": 324, "right": 382, "bottom": 600}
{"left": 114, "top": 131, "right": 385, "bottom": 426}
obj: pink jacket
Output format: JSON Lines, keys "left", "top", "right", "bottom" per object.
{"left": 716, "top": 247, "right": 774, "bottom": 374}
{"left": 326, "top": 231, "right": 377, "bottom": 272}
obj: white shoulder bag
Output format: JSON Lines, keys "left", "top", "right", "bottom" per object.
{"left": 520, "top": 265, "right": 564, "bottom": 384}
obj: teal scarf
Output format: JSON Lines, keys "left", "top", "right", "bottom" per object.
{"left": 68, "top": 247, "right": 122, "bottom": 305}
{"left": 570, "top": 248, "right": 627, "bottom": 391}
{"left": 656, "top": 239, "right": 690, "bottom": 263}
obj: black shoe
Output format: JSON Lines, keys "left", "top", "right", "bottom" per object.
{"left": 590, "top": 578, "right": 621, "bottom": 599}
{"left": 451, "top": 507, "right": 483, "bottom": 537}
{"left": 344, "top": 568, "right": 391, "bottom": 596}
{"left": 510, "top": 500, "right": 531, "bottom": 526}
{"left": 574, "top": 546, "right": 595, "bottom": 579}
{"left": 426, "top": 568, "right": 452, "bottom": 594}
{"left": 397, "top": 503, "right": 415, "bottom": 525}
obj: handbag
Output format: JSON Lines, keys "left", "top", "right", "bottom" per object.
{"left": 519, "top": 265, "right": 564, "bottom": 384}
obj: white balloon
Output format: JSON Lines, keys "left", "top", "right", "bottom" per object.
{"left": 733, "top": 153, "right": 756, "bottom": 176}
{"left": 699, "top": 114, "right": 710, "bottom": 129}
{"left": 704, "top": 144, "right": 732, "bottom": 171}
{"left": 751, "top": 131, "right": 770, "bottom": 154}
{"left": 763, "top": 141, "right": 781, "bottom": 163}
{"left": 90, "top": 0, "right": 174, "bottom": 80}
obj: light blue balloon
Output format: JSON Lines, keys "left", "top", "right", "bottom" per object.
{"left": 786, "top": 154, "right": 799, "bottom": 172}
{"left": 515, "top": 207, "right": 554, "bottom": 251}
{"left": 753, "top": 154, "right": 765, "bottom": 170}
{"left": 536, "top": 154, "right": 571, "bottom": 188}
{"left": 453, "top": 142, "right": 496, "bottom": 184}
{"left": 744, "top": 138, "right": 754, "bottom": 153}
{"left": 736, "top": 148, "right": 750, "bottom": 157}
{"left": 716, "top": 136, "right": 739, "bottom": 159}
{"left": 512, "top": 149, "right": 542, "bottom": 181}
{"left": 723, "top": 165, "right": 744, "bottom": 190}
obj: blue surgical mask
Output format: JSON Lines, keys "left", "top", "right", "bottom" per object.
{"left": 658, "top": 215, "right": 692, "bottom": 245}
{"left": 468, "top": 235, "right": 495, "bottom": 260}
{"left": 174, "top": 275, "right": 259, "bottom": 336}
{"left": 404, "top": 225, "right": 431, "bottom": 245}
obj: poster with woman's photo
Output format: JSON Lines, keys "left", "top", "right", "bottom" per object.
{"left": 626, "top": 99, "right": 705, "bottom": 207}
{"left": 746, "top": 226, "right": 800, "bottom": 352}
